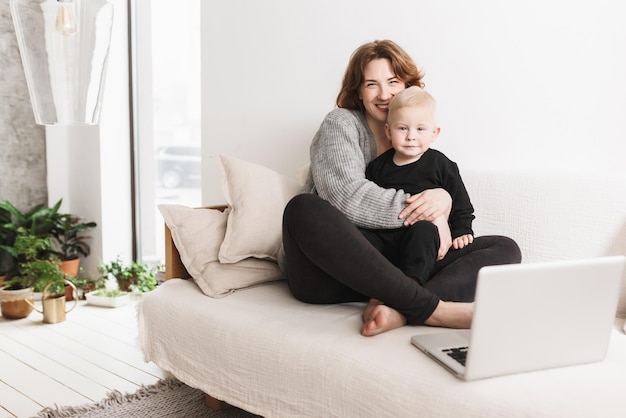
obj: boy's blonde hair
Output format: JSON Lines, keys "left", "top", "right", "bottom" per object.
{"left": 388, "top": 86, "right": 437, "bottom": 122}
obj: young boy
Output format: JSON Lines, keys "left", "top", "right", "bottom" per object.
{"left": 360, "top": 86, "right": 475, "bottom": 285}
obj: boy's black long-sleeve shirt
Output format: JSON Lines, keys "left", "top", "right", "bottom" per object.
{"left": 365, "top": 148, "right": 475, "bottom": 239}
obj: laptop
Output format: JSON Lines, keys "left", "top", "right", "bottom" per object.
{"left": 411, "top": 256, "right": 625, "bottom": 381}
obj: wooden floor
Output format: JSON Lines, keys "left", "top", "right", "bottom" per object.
{"left": 0, "top": 295, "right": 168, "bottom": 418}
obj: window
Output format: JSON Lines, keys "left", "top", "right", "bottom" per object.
{"left": 131, "top": 0, "right": 201, "bottom": 266}
{"left": 155, "top": 145, "right": 202, "bottom": 189}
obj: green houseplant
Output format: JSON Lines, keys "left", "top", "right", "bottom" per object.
{"left": 6, "top": 229, "right": 66, "bottom": 293}
{"left": 4, "top": 229, "right": 56, "bottom": 288}
{"left": 50, "top": 213, "right": 97, "bottom": 277}
{"left": 86, "top": 257, "right": 159, "bottom": 308}
{"left": 0, "top": 228, "right": 66, "bottom": 319}
{"left": 72, "top": 275, "right": 107, "bottom": 298}
{"left": 0, "top": 199, "right": 63, "bottom": 280}
{"left": 97, "top": 256, "right": 159, "bottom": 293}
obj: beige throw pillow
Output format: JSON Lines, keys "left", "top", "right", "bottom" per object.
{"left": 158, "top": 204, "right": 282, "bottom": 298}
{"left": 215, "top": 155, "right": 303, "bottom": 263}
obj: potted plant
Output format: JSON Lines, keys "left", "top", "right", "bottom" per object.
{"left": 97, "top": 256, "right": 159, "bottom": 293}
{"left": 0, "top": 228, "right": 66, "bottom": 319}
{"left": 85, "top": 257, "right": 159, "bottom": 308}
{"left": 50, "top": 213, "right": 97, "bottom": 278}
{"left": 72, "top": 275, "right": 107, "bottom": 300}
{"left": 50, "top": 213, "right": 97, "bottom": 300}
{"left": 0, "top": 199, "right": 62, "bottom": 237}
{"left": 0, "top": 199, "right": 63, "bottom": 280}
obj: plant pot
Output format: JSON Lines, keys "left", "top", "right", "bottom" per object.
{"left": 0, "top": 286, "right": 35, "bottom": 319}
{"left": 117, "top": 278, "right": 134, "bottom": 292}
{"left": 60, "top": 258, "right": 81, "bottom": 277}
{"left": 65, "top": 283, "right": 76, "bottom": 301}
{"left": 81, "top": 282, "right": 96, "bottom": 299}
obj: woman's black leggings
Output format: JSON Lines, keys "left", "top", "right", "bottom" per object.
{"left": 282, "top": 194, "right": 522, "bottom": 325}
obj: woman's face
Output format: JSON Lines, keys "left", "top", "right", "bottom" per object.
{"left": 359, "top": 58, "right": 406, "bottom": 125}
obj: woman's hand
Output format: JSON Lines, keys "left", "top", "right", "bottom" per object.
{"left": 432, "top": 216, "right": 452, "bottom": 260}
{"left": 400, "top": 188, "right": 452, "bottom": 226}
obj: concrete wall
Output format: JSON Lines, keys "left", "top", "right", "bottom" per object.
{"left": 0, "top": 0, "right": 47, "bottom": 212}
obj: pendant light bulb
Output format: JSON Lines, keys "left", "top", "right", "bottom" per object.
{"left": 56, "top": 0, "right": 78, "bottom": 36}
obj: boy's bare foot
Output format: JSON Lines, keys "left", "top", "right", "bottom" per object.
{"left": 424, "top": 301, "right": 474, "bottom": 329}
{"left": 361, "top": 302, "right": 407, "bottom": 337}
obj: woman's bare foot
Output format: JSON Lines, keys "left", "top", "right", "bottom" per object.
{"left": 424, "top": 301, "right": 474, "bottom": 329}
{"left": 361, "top": 301, "right": 407, "bottom": 337}
{"left": 362, "top": 298, "right": 383, "bottom": 323}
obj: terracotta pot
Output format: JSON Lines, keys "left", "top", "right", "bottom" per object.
{"left": 117, "top": 277, "right": 134, "bottom": 292}
{"left": 0, "top": 286, "right": 35, "bottom": 319}
{"left": 65, "top": 283, "right": 76, "bottom": 301}
{"left": 60, "top": 258, "right": 81, "bottom": 277}
{"left": 82, "top": 282, "right": 96, "bottom": 295}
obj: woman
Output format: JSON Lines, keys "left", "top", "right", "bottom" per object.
{"left": 282, "top": 40, "right": 521, "bottom": 337}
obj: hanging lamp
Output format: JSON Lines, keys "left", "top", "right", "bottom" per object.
{"left": 10, "top": 0, "right": 114, "bottom": 125}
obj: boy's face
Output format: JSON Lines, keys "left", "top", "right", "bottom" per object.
{"left": 385, "top": 104, "right": 440, "bottom": 165}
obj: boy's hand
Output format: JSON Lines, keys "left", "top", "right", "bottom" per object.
{"left": 452, "top": 234, "right": 474, "bottom": 250}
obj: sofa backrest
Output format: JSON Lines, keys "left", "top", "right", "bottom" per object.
{"left": 462, "top": 169, "right": 626, "bottom": 318}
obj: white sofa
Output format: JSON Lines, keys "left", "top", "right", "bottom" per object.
{"left": 138, "top": 162, "right": 626, "bottom": 418}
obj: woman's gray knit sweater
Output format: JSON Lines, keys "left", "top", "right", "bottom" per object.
{"left": 303, "top": 108, "right": 409, "bottom": 229}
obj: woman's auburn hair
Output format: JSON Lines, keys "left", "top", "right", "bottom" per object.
{"left": 336, "top": 40, "right": 425, "bottom": 111}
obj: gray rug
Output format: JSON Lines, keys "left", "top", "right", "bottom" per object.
{"left": 37, "top": 378, "right": 261, "bottom": 418}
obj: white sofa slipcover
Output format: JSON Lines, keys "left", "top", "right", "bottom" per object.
{"left": 138, "top": 168, "right": 626, "bottom": 418}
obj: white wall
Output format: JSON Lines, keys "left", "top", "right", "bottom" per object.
{"left": 201, "top": 0, "right": 626, "bottom": 204}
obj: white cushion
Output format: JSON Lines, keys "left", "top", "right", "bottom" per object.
{"left": 215, "top": 155, "right": 303, "bottom": 263}
{"left": 158, "top": 204, "right": 282, "bottom": 298}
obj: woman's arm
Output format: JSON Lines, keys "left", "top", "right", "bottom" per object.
{"left": 308, "top": 109, "right": 408, "bottom": 229}
{"left": 308, "top": 109, "right": 452, "bottom": 229}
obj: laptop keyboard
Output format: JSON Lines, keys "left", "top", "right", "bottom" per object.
{"left": 442, "top": 346, "right": 468, "bottom": 366}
